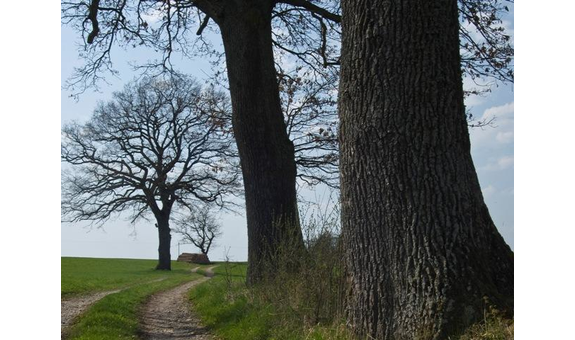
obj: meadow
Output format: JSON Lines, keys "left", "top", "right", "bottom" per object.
{"left": 61, "top": 257, "right": 204, "bottom": 339}
{"left": 62, "top": 257, "right": 199, "bottom": 297}
{"left": 61, "top": 257, "right": 513, "bottom": 339}
{"left": 189, "top": 263, "right": 513, "bottom": 340}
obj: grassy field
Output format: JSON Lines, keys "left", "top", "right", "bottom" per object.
{"left": 188, "top": 263, "right": 270, "bottom": 339}
{"left": 61, "top": 257, "right": 198, "bottom": 297}
{"left": 61, "top": 258, "right": 512, "bottom": 340}
{"left": 61, "top": 257, "right": 203, "bottom": 340}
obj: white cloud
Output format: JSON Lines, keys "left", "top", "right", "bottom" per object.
{"left": 141, "top": 9, "right": 164, "bottom": 24}
{"left": 497, "top": 155, "right": 514, "bottom": 169}
{"left": 481, "top": 102, "right": 514, "bottom": 122}
{"left": 496, "top": 131, "right": 514, "bottom": 144}
{"left": 479, "top": 155, "right": 514, "bottom": 172}
{"left": 482, "top": 185, "right": 497, "bottom": 197}
{"left": 469, "top": 101, "right": 514, "bottom": 151}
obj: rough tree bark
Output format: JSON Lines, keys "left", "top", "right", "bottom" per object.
{"left": 155, "top": 214, "right": 172, "bottom": 270}
{"left": 153, "top": 194, "right": 175, "bottom": 270}
{"left": 339, "top": 0, "right": 514, "bottom": 338}
{"left": 218, "top": 1, "right": 305, "bottom": 283}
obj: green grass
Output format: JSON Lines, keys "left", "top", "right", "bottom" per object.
{"left": 188, "top": 263, "right": 271, "bottom": 339}
{"left": 62, "top": 258, "right": 512, "bottom": 340}
{"left": 457, "top": 313, "right": 514, "bottom": 340}
{"left": 61, "top": 257, "right": 195, "bottom": 297}
{"left": 189, "top": 264, "right": 513, "bottom": 340}
{"left": 188, "top": 263, "right": 354, "bottom": 340}
{"left": 62, "top": 257, "right": 202, "bottom": 340}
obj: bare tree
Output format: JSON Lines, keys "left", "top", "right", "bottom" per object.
{"left": 61, "top": 0, "right": 512, "bottom": 283}
{"left": 279, "top": 68, "right": 339, "bottom": 189}
{"left": 174, "top": 205, "right": 222, "bottom": 256}
{"left": 62, "top": 0, "right": 342, "bottom": 284}
{"left": 61, "top": 74, "right": 240, "bottom": 270}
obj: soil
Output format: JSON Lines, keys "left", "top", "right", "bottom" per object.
{"left": 61, "top": 266, "right": 216, "bottom": 339}
{"left": 139, "top": 266, "right": 217, "bottom": 340}
{"left": 61, "top": 289, "right": 121, "bottom": 337}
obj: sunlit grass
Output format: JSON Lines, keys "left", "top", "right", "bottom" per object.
{"left": 61, "top": 257, "right": 195, "bottom": 297}
{"left": 189, "top": 263, "right": 354, "bottom": 340}
{"left": 62, "top": 257, "right": 202, "bottom": 339}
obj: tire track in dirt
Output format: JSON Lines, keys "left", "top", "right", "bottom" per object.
{"left": 61, "top": 276, "right": 167, "bottom": 338}
{"left": 61, "top": 289, "right": 122, "bottom": 335}
{"left": 139, "top": 266, "right": 217, "bottom": 340}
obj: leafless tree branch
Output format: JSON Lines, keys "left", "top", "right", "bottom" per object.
{"left": 62, "top": 73, "right": 241, "bottom": 226}
{"left": 277, "top": 0, "right": 341, "bottom": 23}
{"left": 173, "top": 204, "right": 222, "bottom": 255}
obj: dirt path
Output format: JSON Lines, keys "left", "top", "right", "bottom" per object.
{"left": 61, "top": 289, "right": 122, "bottom": 334}
{"left": 139, "top": 266, "right": 217, "bottom": 340}
{"left": 61, "top": 276, "right": 166, "bottom": 338}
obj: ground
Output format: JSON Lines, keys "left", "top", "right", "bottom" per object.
{"left": 139, "top": 267, "right": 216, "bottom": 340}
{"left": 61, "top": 261, "right": 216, "bottom": 340}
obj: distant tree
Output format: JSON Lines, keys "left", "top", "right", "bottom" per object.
{"left": 339, "top": 0, "right": 514, "bottom": 338}
{"left": 61, "top": 74, "right": 240, "bottom": 270}
{"left": 174, "top": 205, "right": 222, "bottom": 256}
{"left": 279, "top": 69, "right": 339, "bottom": 189}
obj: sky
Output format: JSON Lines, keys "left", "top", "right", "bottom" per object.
{"left": 60, "top": 5, "right": 515, "bottom": 262}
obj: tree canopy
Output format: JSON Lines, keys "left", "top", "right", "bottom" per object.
{"left": 62, "top": 0, "right": 513, "bottom": 280}
{"left": 62, "top": 75, "right": 239, "bottom": 224}
{"left": 174, "top": 205, "right": 222, "bottom": 256}
{"left": 62, "top": 74, "right": 240, "bottom": 269}
{"left": 62, "top": 0, "right": 512, "bottom": 190}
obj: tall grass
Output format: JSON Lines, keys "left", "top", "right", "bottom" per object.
{"left": 191, "top": 263, "right": 353, "bottom": 340}
{"left": 190, "top": 194, "right": 354, "bottom": 339}
{"left": 456, "top": 305, "right": 514, "bottom": 340}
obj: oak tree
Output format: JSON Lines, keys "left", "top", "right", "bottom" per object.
{"left": 174, "top": 205, "right": 222, "bottom": 256}
{"left": 61, "top": 74, "right": 239, "bottom": 270}
{"left": 62, "top": 0, "right": 342, "bottom": 283}
{"left": 339, "top": 0, "right": 514, "bottom": 338}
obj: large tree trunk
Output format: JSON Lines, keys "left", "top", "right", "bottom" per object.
{"left": 218, "top": 1, "right": 305, "bottom": 284}
{"left": 339, "top": 0, "right": 513, "bottom": 338}
{"left": 155, "top": 214, "right": 172, "bottom": 270}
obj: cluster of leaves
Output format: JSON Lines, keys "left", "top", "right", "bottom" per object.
{"left": 459, "top": 0, "right": 514, "bottom": 84}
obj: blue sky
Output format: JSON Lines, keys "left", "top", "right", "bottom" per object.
{"left": 60, "top": 7, "right": 515, "bottom": 261}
